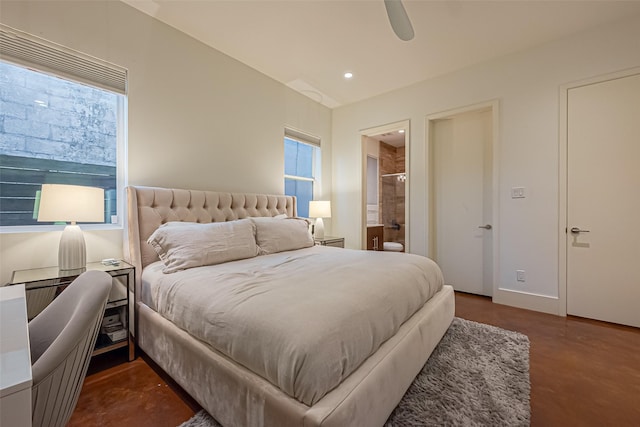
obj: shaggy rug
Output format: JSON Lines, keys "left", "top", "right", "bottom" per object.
{"left": 179, "top": 317, "right": 530, "bottom": 427}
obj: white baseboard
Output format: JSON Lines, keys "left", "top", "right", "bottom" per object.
{"left": 492, "top": 288, "right": 561, "bottom": 316}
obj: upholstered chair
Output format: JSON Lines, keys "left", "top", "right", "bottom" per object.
{"left": 29, "top": 270, "right": 112, "bottom": 427}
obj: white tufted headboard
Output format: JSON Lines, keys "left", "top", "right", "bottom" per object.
{"left": 125, "top": 186, "right": 296, "bottom": 290}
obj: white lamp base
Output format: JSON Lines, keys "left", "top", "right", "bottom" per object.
{"left": 58, "top": 224, "right": 86, "bottom": 271}
{"left": 314, "top": 217, "right": 325, "bottom": 239}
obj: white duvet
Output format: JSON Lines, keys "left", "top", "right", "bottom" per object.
{"left": 141, "top": 245, "right": 443, "bottom": 406}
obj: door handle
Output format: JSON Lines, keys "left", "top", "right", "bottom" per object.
{"left": 570, "top": 227, "right": 590, "bottom": 234}
{"left": 478, "top": 224, "right": 492, "bottom": 230}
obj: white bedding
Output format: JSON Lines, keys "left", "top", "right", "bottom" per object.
{"left": 141, "top": 245, "right": 444, "bottom": 406}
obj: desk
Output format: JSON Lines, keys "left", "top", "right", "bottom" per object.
{"left": 0, "top": 284, "right": 32, "bottom": 427}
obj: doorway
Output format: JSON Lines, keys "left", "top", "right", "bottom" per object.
{"left": 361, "top": 120, "right": 409, "bottom": 252}
{"left": 428, "top": 102, "right": 498, "bottom": 296}
{"left": 562, "top": 70, "right": 640, "bottom": 327}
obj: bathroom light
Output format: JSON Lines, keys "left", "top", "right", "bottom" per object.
{"left": 344, "top": 72, "right": 353, "bottom": 79}
{"left": 309, "top": 200, "right": 331, "bottom": 239}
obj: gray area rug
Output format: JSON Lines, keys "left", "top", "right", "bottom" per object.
{"left": 179, "top": 317, "right": 530, "bottom": 427}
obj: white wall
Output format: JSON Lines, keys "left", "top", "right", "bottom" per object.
{"left": 331, "top": 14, "right": 640, "bottom": 314}
{"left": 0, "top": 1, "right": 331, "bottom": 284}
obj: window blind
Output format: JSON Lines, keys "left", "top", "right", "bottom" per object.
{"left": 285, "top": 127, "right": 321, "bottom": 147}
{"left": 0, "top": 24, "right": 127, "bottom": 95}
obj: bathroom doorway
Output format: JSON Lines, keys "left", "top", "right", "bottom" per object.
{"left": 361, "top": 120, "right": 409, "bottom": 252}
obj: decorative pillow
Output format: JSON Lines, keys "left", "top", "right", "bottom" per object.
{"left": 251, "top": 216, "right": 314, "bottom": 255}
{"left": 147, "top": 219, "right": 259, "bottom": 273}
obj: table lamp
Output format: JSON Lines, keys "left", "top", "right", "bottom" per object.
{"left": 37, "top": 184, "right": 105, "bottom": 271}
{"left": 309, "top": 200, "right": 331, "bottom": 239}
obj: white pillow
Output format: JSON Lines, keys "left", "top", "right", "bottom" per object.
{"left": 251, "top": 217, "right": 313, "bottom": 255}
{"left": 147, "top": 219, "right": 259, "bottom": 273}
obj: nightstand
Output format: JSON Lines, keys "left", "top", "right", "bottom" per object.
{"left": 314, "top": 236, "right": 345, "bottom": 248}
{"left": 9, "top": 261, "right": 135, "bottom": 361}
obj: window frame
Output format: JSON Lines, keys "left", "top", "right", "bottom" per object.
{"left": 283, "top": 128, "right": 321, "bottom": 218}
{"left": 0, "top": 25, "right": 128, "bottom": 233}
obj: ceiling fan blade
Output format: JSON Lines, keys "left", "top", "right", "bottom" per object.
{"left": 384, "top": 0, "right": 415, "bottom": 41}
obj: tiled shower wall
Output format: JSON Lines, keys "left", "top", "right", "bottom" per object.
{"left": 379, "top": 142, "right": 405, "bottom": 245}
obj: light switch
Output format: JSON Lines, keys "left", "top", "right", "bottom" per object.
{"left": 511, "top": 187, "right": 525, "bottom": 199}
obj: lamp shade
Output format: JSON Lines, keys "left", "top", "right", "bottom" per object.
{"left": 309, "top": 200, "right": 331, "bottom": 218}
{"left": 37, "top": 184, "right": 104, "bottom": 223}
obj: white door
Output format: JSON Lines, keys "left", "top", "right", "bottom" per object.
{"left": 432, "top": 108, "right": 493, "bottom": 295}
{"left": 567, "top": 73, "right": 640, "bottom": 327}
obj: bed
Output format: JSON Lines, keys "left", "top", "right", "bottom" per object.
{"left": 125, "top": 185, "right": 454, "bottom": 427}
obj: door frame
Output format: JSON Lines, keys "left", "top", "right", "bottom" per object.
{"left": 360, "top": 120, "right": 410, "bottom": 251}
{"left": 426, "top": 99, "right": 500, "bottom": 298}
{"left": 558, "top": 66, "right": 640, "bottom": 317}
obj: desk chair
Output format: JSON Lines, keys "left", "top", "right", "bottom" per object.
{"left": 28, "top": 270, "right": 112, "bottom": 427}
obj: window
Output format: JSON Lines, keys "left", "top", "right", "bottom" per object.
{"left": 366, "top": 155, "right": 379, "bottom": 205}
{"left": 0, "top": 25, "right": 127, "bottom": 228}
{"left": 284, "top": 129, "right": 320, "bottom": 218}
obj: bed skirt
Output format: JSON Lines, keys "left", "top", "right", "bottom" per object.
{"left": 138, "top": 285, "right": 455, "bottom": 427}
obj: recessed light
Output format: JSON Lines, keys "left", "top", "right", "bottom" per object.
{"left": 398, "top": 129, "right": 405, "bottom": 134}
{"left": 344, "top": 72, "right": 353, "bottom": 79}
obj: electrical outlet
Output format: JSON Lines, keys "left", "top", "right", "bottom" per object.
{"left": 516, "top": 270, "right": 526, "bottom": 282}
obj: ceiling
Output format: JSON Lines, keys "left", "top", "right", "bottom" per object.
{"left": 374, "top": 130, "right": 406, "bottom": 147}
{"left": 121, "top": 0, "right": 640, "bottom": 108}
